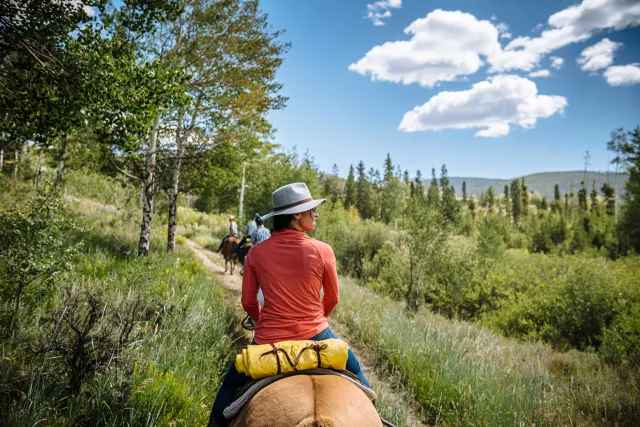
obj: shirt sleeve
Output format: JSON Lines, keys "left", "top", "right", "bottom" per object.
{"left": 241, "top": 254, "right": 261, "bottom": 322}
{"left": 321, "top": 245, "right": 340, "bottom": 317}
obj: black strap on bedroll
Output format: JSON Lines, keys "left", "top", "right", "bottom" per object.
{"left": 257, "top": 342, "right": 330, "bottom": 375}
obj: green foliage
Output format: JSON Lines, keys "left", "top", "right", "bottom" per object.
{"left": 343, "top": 164, "right": 356, "bottom": 209}
{"left": 617, "top": 126, "right": 640, "bottom": 254}
{"left": 476, "top": 214, "right": 506, "bottom": 259}
{"left": 401, "top": 201, "right": 451, "bottom": 311}
{"left": 510, "top": 179, "right": 523, "bottom": 223}
{"left": 334, "top": 278, "right": 640, "bottom": 426}
{"left": 600, "top": 305, "right": 640, "bottom": 367}
{"left": 0, "top": 187, "right": 238, "bottom": 425}
{"left": 314, "top": 206, "right": 394, "bottom": 278}
{"left": 0, "top": 190, "right": 82, "bottom": 330}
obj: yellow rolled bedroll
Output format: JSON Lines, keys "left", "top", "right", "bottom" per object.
{"left": 235, "top": 338, "right": 349, "bottom": 379}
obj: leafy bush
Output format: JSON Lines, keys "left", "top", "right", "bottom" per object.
{"left": 600, "top": 305, "right": 640, "bottom": 367}
{"left": 0, "top": 190, "right": 82, "bottom": 332}
{"left": 476, "top": 214, "right": 506, "bottom": 259}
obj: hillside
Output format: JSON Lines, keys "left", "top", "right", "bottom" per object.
{"left": 431, "top": 171, "right": 629, "bottom": 199}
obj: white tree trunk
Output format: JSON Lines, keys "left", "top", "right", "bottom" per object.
{"left": 138, "top": 113, "right": 161, "bottom": 257}
{"left": 167, "top": 109, "right": 184, "bottom": 252}
{"left": 33, "top": 148, "right": 44, "bottom": 187}
{"left": 0, "top": 149, "right": 4, "bottom": 173}
{"left": 56, "top": 136, "right": 68, "bottom": 186}
{"left": 239, "top": 162, "right": 246, "bottom": 219}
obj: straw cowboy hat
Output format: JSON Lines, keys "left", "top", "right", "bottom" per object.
{"left": 261, "top": 183, "right": 326, "bottom": 220}
{"left": 228, "top": 215, "right": 235, "bottom": 220}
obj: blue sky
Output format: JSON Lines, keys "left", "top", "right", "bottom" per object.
{"left": 260, "top": 0, "right": 640, "bottom": 179}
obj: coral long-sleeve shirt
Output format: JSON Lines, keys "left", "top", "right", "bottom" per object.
{"left": 241, "top": 228, "right": 340, "bottom": 344}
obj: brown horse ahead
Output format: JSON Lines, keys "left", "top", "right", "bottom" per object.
{"left": 229, "top": 375, "right": 382, "bottom": 427}
{"left": 221, "top": 237, "right": 240, "bottom": 275}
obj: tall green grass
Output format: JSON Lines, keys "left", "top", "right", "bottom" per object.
{"left": 333, "top": 277, "right": 640, "bottom": 426}
{"left": 1, "top": 186, "right": 239, "bottom": 426}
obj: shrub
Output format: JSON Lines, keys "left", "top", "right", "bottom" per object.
{"left": 600, "top": 305, "right": 640, "bottom": 367}
{"left": 0, "top": 190, "right": 82, "bottom": 332}
{"left": 33, "top": 284, "right": 144, "bottom": 393}
{"left": 476, "top": 214, "right": 506, "bottom": 259}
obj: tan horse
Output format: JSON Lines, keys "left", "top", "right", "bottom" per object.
{"left": 229, "top": 374, "right": 382, "bottom": 427}
{"left": 221, "top": 237, "right": 240, "bottom": 275}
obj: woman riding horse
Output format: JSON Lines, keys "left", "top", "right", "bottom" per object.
{"left": 210, "top": 182, "right": 370, "bottom": 426}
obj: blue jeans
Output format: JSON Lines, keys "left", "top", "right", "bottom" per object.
{"left": 208, "top": 327, "right": 369, "bottom": 427}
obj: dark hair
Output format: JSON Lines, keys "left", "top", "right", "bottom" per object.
{"left": 256, "top": 217, "right": 264, "bottom": 226}
{"left": 272, "top": 214, "right": 294, "bottom": 232}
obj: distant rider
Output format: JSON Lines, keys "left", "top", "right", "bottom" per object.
{"left": 250, "top": 216, "right": 270, "bottom": 245}
{"left": 216, "top": 215, "right": 238, "bottom": 252}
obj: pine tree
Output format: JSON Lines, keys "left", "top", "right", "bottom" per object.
{"left": 356, "top": 161, "right": 371, "bottom": 219}
{"left": 617, "top": 125, "right": 640, "bottom": 252}
{"left": 439, "top": 164, "right": 450, "bottom": 193}
{"left": 486, "top": 185, "right": 495, "bottom": 212}
{"left": 343, "top": 164, "right": 356, "bottom": 209}
{"left": 540, "top": 197, "right": 548, "bottom": 210}
{"left": 521, "top": 177, "right": 529, "bottom": 216}
{"left": 601, "top": 182, "right": 616, "bottom": 216}
{"left": 462, "top": 181, "right": 467, "bottom": 203}
{"left": 552, "top": 183, "right": 562, "bottom": 214}
{"left": 503, "top": 184, "right": 510, "bottom": 215}
{"left": 413, "top": 169, "right": 424, "bottom": 198}
{"left": 554, "top": 183, "right": 562, "bottom": 202}
{"left": 403, "top": 170, "right": 410, "bottom": 184}
{"left": 384, "top": 153, "right": 394, "bottom": 183}
{"left": 440, "top": 164, "right": 460, "bottom": 225}
{"left": 578, "top": 180, "right": 588, "bottom": 212}
{"left": 590, "top": 180, "right": 599, "bottom": 215}
{"left": 427, "top": 167, "right": 441, "bottom": 206}
{"left": 567, "top": 181, "right": 576, "bottom": 218}
{"left": 468, "top": 197, "right": 476, "bottom": 218}
{"left": 511, "top": 179, "right": 522, "bottom": 223}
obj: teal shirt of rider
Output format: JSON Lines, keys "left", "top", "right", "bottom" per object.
{"left": 244, "top": 219, "right": 257, "bottom": 236}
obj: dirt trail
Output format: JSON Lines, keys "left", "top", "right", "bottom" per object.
{"left": 184, "top": 238, "right": 425, "bottom": 427}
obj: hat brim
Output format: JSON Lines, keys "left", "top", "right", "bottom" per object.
{"left": 261, "top": 199, "right": 326, "bottom": 220}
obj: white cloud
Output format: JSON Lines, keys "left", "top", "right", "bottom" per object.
{"left": 550, "top": 56, "right": 564, "bottom": 69}
{"left": 349, "top": 10, "right": 501, "bottom": 87}
{"left": 366, "top": 0, "right": 402, "bottom": 26}
{"left": 496, "top": 22, "right": 512, "bottom": 39}
{"left": 353, "top": 1, "right": 640, "bottom": 87}
{"left": 489, "top": 0, "right": 640, "bottom": 72}
{"left": 490, "top": 14, "right": 498, "bottom": 21}
{"left": 533, "top": 23, "right": 544, "bottom": 32}
{"left": 604, "top": 63, "right": 640, "bottom": 86}
{"left": 577, "top": 38, "right": 623, "bottom": 72}
{"left": 529, "top": 69, "right": 551, "bottom": 78}
{"left": 496, "top": 22, "right": 509, "bottom": 33}
{"left": 398, "top": 75, "right": 567, "bottom": 137}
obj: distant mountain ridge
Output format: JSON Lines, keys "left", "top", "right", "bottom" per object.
{"left": 424, "top": 171, "right": 629, "bottom": 200}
